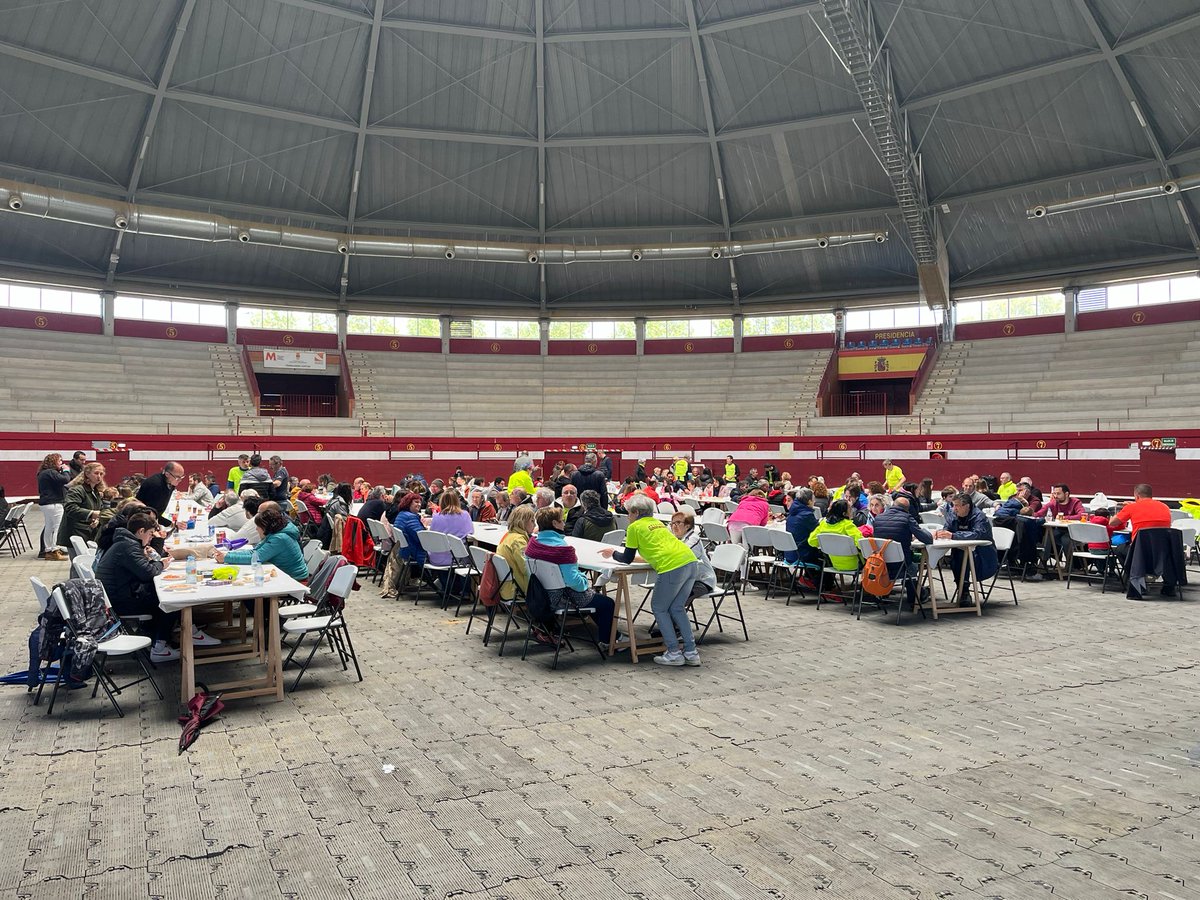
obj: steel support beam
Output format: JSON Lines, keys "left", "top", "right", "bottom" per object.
{"left": 1073, "top": 0, "right": 1200, "bottom": 256}
{"left": 535, "top": 0, "right": 548, "bottom": 311}
{"left": 339, "top": 0, "right": 385, "bottom": 301}
{"left": 684, "top": 0, "right": 739, "bottom": 307}
{"left": 105, "top": 0, "right": 196, "bottom": 285}
{"left": 819, "top": 0, "right": 944, "bottom": 306}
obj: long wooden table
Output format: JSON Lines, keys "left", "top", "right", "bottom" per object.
{"left": 155, "top": 562, "right": 308, "bottom": 702}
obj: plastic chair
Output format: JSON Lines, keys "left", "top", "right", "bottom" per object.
{"left": 983, "top": 527, "right": 1019, "bottom": 605}
{"left": 414, "top": 531, "right": 453, "bottom": 607}
{"left": 521, "top": 558, "right": 604, "bottom": 670}
{"left": 601, "top": 530, "right": 626, "bottom": 545}
{"left": 854, "top": 538, "right": 920, "bottom": 623}
{"left": 696, "top": 543, "right": 749, "bottom": 643}
{"left": 741, "top": 525, "right": 776, "bottom": 588}
{"left": 700, "top": 507, "right": 726, "bottom": 526}
{"left": 282, "top": 565, "right": 361, "bottom": 691}
{"left": 767, "top": 530, "right": 818, "bottom": 605}
{"left": 1065, "top": 522, "right": 1118, "bottom": 591}
{"left": 815, "top": 533, "right": 861, "bottom": 609}
{"left": 482, "top": 551, "right": 525, "bottom": 656}
{"left": 43, "top": 583, "right": 160, "bottom": 717}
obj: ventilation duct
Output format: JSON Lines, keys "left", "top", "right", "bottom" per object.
{"left": 0, "top": 178, "right": 886, "bottom": 264}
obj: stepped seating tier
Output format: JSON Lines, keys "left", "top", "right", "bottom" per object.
{"left": 912, "top": 321, "right": 1200, "bottom": 434}
{"left": 0, "top": 327, "right": 247, "bottom": 434}
{"left": 348, "top": 348, "right": 831, "bottom": 437}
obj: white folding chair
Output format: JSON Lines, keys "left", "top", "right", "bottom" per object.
{"left": 767, "top": 504, "right": 785, "bottom": 518}
{"left": 682, "top": 498, "right": 701, "bottom": 511}
{"left": 601, "top": 529, "right": 626, "bottom": 545}
{"left": 521, "top": 557, "right": 604, "bottom": 670}
{"left": 1065, "top": 521, "right": 1119, "bottom": 592}
{"left": 283, "top": 565, "right": 362, "bottom": 691}
{"left": 364, "top": 518, "right": 391, "bottom": 584}
{"left": 919, "top": 511, "right": 944, "bottom": 527}
{"left": 741, "top": 525, "right": 776, "bottom": 589}
{"left": 482, "top": 551, "right": 525, "bottom": 656}
{"left": 69, "top": 536, "right": 91, "bottom": 558}
{"left": 696, "top": 543, "right": 748, "bottom": 644}
{"left": 444, "top": 534, "right": 481, "bottom": 616}
{"left": 700, "top": 507, "right": 726, "bottom": 526}
{"left": 656, "top": 502, "right": 675, "bottom": 515}
{"left": 42, "top": 583, "right": 160, "bottom": 717}
{"left": 1171, "top": 521, "right": 1198, "bottom": 568}
{"left": 983, "top": 527, "right": 1019, "bottom": 605}
{"left": 464, "top": 545, "right": 493, "bottom": 634}
{"left": 303, "top": 539, "right": 327, "bottom": 579}
{"left": 854, "top": 538, "right": 920, "bottom": 623}
{"left": 414, "top": 531, "right": 454, "bottom": 607}
{"left": 767, "top": 530, "right": 817, "bottom": 605}
{"left": 1170, "top": 509, "right": 1191, "bottom": 521}
{"left": 700, "top": 522, "right": 730, "bottom": 551}
{"left": 613, "top": 514, "right": 630, "bottom": 529}
{"left": 72, "top": 555, "right": 97, "bottom": 580}
{"left": 815, "top": 533, "right": 861, "bottom": 609}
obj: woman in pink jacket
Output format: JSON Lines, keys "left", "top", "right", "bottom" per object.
{"left": 727, "top": 489, "right": 770, "bottom": 542}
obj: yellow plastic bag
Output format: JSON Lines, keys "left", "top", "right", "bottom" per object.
{"left": 1180, "top": 499, "right": 1200, "bottom": 520}
{"left": 210, "top": 565, "right": 240, "bottom": 581}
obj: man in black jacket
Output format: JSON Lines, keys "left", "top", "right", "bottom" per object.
{"left": 571, "top": 452, "right": 608, "bottom": 508}
{"left": 869, "top": 497, "right": 933, "bottom": 607}
{"left": 136, "top": 462, "right": 185, "bottom": 527}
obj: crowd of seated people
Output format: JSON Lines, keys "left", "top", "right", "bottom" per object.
{"left": 14, "top": 446, "right": 1194, "bottom": 679}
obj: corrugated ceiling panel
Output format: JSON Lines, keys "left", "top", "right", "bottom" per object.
{"left": 947, "top": 171, "right": 1192, "bottom": 281}
{"left": 696, "top": 0, "right": 800, "bottom": 26}
{"left": 382, "top": 0, "right": 535, "bottom": 32}
{"left": 0, "top": 214, "right": 112, "bottom": 275}
{"left": 701, "top": 16, "right": 859, "bottom": 130}
{"left": 1122, "top": 35, "right": 1200, "bottom": 156}
{"left": 140, "top": 101, "right": 356, "bottom": 217}
{"left": 357, "top": 137, "right": 538, "bottom": 228}
{"left": 546, "top": 143, "right": 721, "bottom": 228}
{"left": 545, "top": 0, "right": 687, "bottom": 32}
{"left": 1088, "top": 0, "right": 1200, "bottom": 43}
{"left": 348, "top": 254, "right": 540, "bottom": 301}
{"left": 879, "top": 0, "right": 1096, "bottom": 100}
{"left": 0, "top": 55, "right": 147, "bottom": 186}
{"left": 312, "top": 0, "right": 372, "bottom": 14}
{"left": 545, "top": 254, "right": 733, "bottom": 306}
{"left": 170, "top": 0, "right": 370, "bottom": 123}
{"left": 370, "top": 29, "right": 536, "bottom": 137}
{"left": 721, "top": 125, "right": 896, "bottom": 223}
{"left": 0, "top": 0, "right": 177, "bottom": 81}
{"left": 118, "top": 229, "right": 343, "bottom": 294}
{"left": 545, "top": 40, "right": 705, "bottom": 138}
{"left": 915, "top": 64, "right": 1150, "bottom": 199}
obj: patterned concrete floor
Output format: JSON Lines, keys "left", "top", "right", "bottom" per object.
{"left": 0, "top": 515, "right": 1197, "bottom": 899}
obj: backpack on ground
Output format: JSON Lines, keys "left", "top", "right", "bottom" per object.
{"left": 861, "top": 538, "right": 895, "bottom": 597}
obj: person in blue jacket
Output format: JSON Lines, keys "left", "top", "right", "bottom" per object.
{"left": 391, "top": 491, "right": 427, "bottom": 572}
{"left": 784, "top": 487, "right": 820, "bottom": 568}
{"left": 934, "top": 493, "right": 999, "bottom": 605}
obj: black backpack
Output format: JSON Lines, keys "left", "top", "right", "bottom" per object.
{"left": 523, "top": 573, "right": 556, "bottom": 628}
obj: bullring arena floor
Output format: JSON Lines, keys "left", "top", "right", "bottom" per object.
{"left": 0, "top": 510, "right": 1197, "bottom": 900}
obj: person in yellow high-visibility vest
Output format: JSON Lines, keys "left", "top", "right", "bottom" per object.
{"left": 996, "top": 471, "right": 1018, "bottom": 500}
{"left": 883, "top": 459, "right": 905, "bottom": 492}
{"left": 722, "top": 455, "right": 739, "bottom": 484}
{"left": 673, "top": 457, "right": 689, "bottom": 481}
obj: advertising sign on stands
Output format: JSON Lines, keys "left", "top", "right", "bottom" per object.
{"left": 263, "top": 349, "right": 327, "bottom": 371}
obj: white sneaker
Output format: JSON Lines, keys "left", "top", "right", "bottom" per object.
{"left": 683, "top": 652, "right": 701, "bottom": 667}
{"left": 192, "top": 627, "right": 221, "bottom": 647}
{"left": 653, "top": 650, "right": 685, "bottom": 667}
{"left": 151, "top": 644, "right": 181, "bottom": 662}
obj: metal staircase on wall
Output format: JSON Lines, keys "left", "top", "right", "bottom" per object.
{"left": 820, "top": 0, "right": 947, "bottom": 306}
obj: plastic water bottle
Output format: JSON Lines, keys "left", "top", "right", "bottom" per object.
{"left": 185, "top": 554, "right": 197, "bottom": 585}
{"left": 252, "top": 550, "right": 264, "bottom": 587}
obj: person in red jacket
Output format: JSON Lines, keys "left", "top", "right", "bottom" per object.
{"left": 1110, "top": 484, "right": 1172, "bottom": 539}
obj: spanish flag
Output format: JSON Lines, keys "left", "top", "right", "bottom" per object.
{"left": 838, "top": 349, "right": 926, "bottom": 379}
